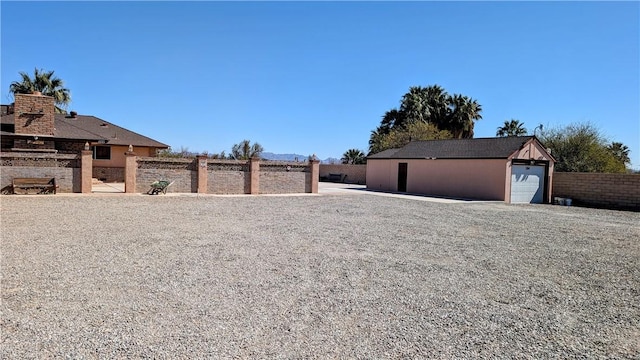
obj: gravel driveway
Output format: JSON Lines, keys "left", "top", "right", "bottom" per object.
{"left": 1, "top": 192, "right": 639, "bottom": 359}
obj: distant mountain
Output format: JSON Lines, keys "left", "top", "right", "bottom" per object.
{"left": 261, "top": 152, "right": 308, "bottom": 162}
{"left": 261, "top": 152, "right": 340, "bottom": 164}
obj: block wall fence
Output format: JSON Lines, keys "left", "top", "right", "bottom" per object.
{"left": 1, "top": 152, "right": 319, "bottom": 195}
{"left": 552, "top": 172, "right": 640, "bottom": 211}
{"left": 0, "top": 152, "right": 81, "bottom": 193}
{"left": 319, "top": 164, "right": 366, "bottom": 184}
{"left": 129, "top": 154, "right": 319, "bottom": 195}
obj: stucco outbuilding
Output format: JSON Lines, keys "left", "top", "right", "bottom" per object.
{"left": 366, "top": 136, "right": 555, "bottom": 204}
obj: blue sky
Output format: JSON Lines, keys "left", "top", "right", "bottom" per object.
{"left": 2, "top": 1, "right": 639, "bottom": 167}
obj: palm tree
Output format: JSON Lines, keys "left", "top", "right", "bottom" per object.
{"left": 341, "top": 149, "right": 366, "bottom": 165}
{"left": 368, "top": 127, "right": 386, "bottom": 155}
{"left": 447, "top": 95, "right": 483, "bottom": 138}
{"left": 379, "top": 108, "right": 404, "bottom": 134}
{"left": 370, "top": 84, "right": 484, "bottom": 153}
{"left": 496, "top": 119, "right": 527, "bottom": 137}
{"left": 9, "top": 68, "right": 71, "bottom": 113}
{"left": 607, "top": 142, "right": 631, "bottom": 166}
{"left": 399, "top": 85, "right": 449, "bottom": 127}
{"left": 230, "top": 140, "right": 264, "bottom": 160}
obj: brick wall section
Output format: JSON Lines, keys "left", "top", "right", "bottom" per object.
{"left": 260, "top": 163, "right": 307, "bottom": 194}
{"left": 132, "top": 157, "right": 317, "bottom": 195}
{"left": 136, "top": 157, "right": 196, "bottom": 193}
{"left": 13, "top": 139, "right": 56, "bottom": 151}
{"left": 207, "top": 160, "right": 249, "bottom": 194}
{"left": 13, "top": 94, "right": 55, "bottom": 136}
{"left": 136, "top": 169, "right": 196, "bottom": 193}
{"left": 320, "top": 164, "right": 366, "bottom": 184}
{"left": 553, "top": 172, "right": 640, "bottom": 211}
{"left": 56, "top": 141, "right": 87, "bottom": 154}
{"left": 208, "top": 171, "right": 249, "bottom": 194}
{"left": 0, "top": 152, "right": 80, "bottom": 193}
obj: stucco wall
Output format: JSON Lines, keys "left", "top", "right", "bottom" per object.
{"left": 411, "top": 159, "right": 508, "bottom": 200}
{"left": 553, "top": 172, "right": 640, "bottom": 211}
{"left": 366, "top": 160, "right": 395, "bottom": 191}
{"left": 93, "top": 145, "right": 152, "bottom": 168}
{"left": 319, "top": 164, "right": 366, "bottom": 184}
{"left": 367, "top": 159, "right": 508, "bottom": 201}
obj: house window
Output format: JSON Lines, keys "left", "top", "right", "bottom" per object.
{"left": 93, "top": 146, "right": 111, "bottom": 160}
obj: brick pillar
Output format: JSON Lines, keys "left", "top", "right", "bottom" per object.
{"left": 80, "top": 147, "right": 93, "bottom": 193}
{"left": 250, "top": 156, "right": 260, "bottom": 194}
{"left": 309, "top": 157, "right": 320, "bottom": 193}
{"left": 124, "top": 147, "right": 137, "bottom": 193}
{"left": 197, "top": 155, "right": 208, "bottom": 194}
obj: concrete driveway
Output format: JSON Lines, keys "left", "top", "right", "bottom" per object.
{"left": 319, "top": 182, "right": 495, "bottom": 203}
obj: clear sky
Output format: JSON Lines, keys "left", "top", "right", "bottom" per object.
{"left": 2, "top": 1, "right": 639, "bottom": 167}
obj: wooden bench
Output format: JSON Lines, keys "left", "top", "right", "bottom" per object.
{"left": 12, "top": 178, "right": 57, "bottom": 194}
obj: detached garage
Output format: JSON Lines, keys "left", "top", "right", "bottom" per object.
{"left": 367, "top": 136, "right": 555, "bottom": 204}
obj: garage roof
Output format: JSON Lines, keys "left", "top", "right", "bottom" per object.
{"left": 368, "top": 136, "right": 540, "bottom": 159}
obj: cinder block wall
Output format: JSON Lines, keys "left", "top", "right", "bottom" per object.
{"left": 207, "top": 161, "right": 249, "bottom": 194}
{"left": 136, "top": 158, "right": 196, "bottom": 193}
{"left": 0, "top": 152, "right": 79, "bottom": 192}
{"left": 552, "top": 172, "right": 640, "bottom": 211}
{"left": 137, "top": 157, "right": 315, "bottom": 195}
{"left": 319, "top": 164, "right": 366, "bottom": 184}
{"left": 260, "top": 163, "right": 307, "bottom": 194}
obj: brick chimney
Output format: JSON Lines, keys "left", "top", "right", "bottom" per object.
{"left": 13, "top": 93, "right": 55, "bottom": 136}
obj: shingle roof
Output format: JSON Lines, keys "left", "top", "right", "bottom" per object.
{"left": 55, "top": 114, "right": 168, "bottom": 147}
{"left": 367, "top": 136, "right": 537, "bottom": 159}
{"left": 0, "top": 113, "right": 169, "bottom": 148}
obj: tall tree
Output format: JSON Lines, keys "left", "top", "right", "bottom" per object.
{"left": 9, "top": 68, "right": 71, "bottom": 113}
{"left": 230, "top": 140, "right": 264, "bottom": 160}
{"left": 446, "top": 94, "right": 483, "bottom": 138}
{"left": 379, "top": 109, "right": 404, "bottom": 135}
{"left": 369, "top": 122, "right": 452, "bottom": 155}
{"left": 539, "top": 123, "right": 627, "bottom": 173}
{"left": 341, "top": 149, "right": 366, "bottom": 165}
{"left": 607, "top": 142, "right": 631, "bottom": 166}
{"left": 369, "top": 84, "right": 482, "bottom": 153}
{"left": 496, "top": 119, "right": 527, "bottom": 137}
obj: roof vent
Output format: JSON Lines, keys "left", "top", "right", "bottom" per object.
{"left": 70, "top": 111, "right": 77, "bottom": 118}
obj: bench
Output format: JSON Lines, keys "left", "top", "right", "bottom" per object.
{"left": 325, "top": 173, "right": 347, "bottom": 183}
{"left": 12, "top": 178, "right": 57, "bottom": 195}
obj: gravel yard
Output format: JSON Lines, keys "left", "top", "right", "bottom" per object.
{"left": 1, "top": 192, "right": 639, "bottom": 359}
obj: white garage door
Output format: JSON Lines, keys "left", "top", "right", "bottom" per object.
{"left": 511, "top": 165, "right": 545, "bottom": 204}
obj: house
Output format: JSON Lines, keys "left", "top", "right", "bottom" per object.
{"left": 1, "top": 93, "right": 169, "bottom": 181}
{"left": 366, "top": 136, "right": 555, "bottom": 204}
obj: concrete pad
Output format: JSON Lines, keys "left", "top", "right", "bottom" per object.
{"left": 92, "top": 182, "right": 125, "bottom": 193}
{"left": 318, "top": 181, "right": 495, "bottom": 204}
